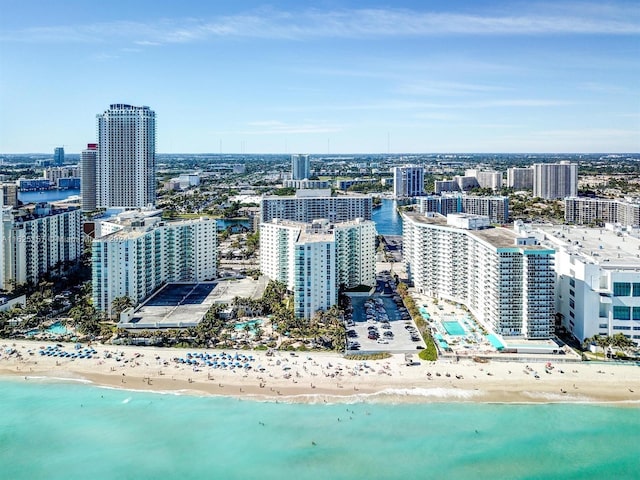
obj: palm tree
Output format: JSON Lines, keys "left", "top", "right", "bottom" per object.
{"left": 110, "top": 296, "right": 134, "bottom": 320}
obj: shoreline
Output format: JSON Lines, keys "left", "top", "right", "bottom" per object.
{"left": 2, "top": 339, "right": 639, "bottom": 405}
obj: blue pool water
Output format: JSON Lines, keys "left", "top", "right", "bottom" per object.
{"left": 27, "top": 322, "right": 70, "bottom": 337}
{"left": 234, "top": 319, "right": 263, "bottom": 331}
{"left": 486, "top": 334, "right": 505, "bottom": 350}
{"left": 443, "top": 321, "right": 466, "bottom": 336}
{"left": 1, "top": 378, "right": 638, "bottom": 479}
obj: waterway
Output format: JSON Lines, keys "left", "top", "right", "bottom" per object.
{"left": 372, "top": 198, "right": 403, "bottom": 236}
{"left": 18, "top": 189, "right": 80, "bottom": 204}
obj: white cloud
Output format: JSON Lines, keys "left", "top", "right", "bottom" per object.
{"left": 3, "top": 4, "right": 638, "bottom": 44}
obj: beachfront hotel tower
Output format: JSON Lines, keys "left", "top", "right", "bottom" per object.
{"left": 92, "top": 215, "right": 217, "bottom": 314}
{"left": 291, "top": 154, "right": 311, "bottom": 180}
{"left": 96, "top": 104, "right": 156, "bottom": 209}
{"left": 392, "top": 165, "right": 424, "bottom": 198}
{"left": 260, "top": 218, "right": 376, "bottom": 319}
{"left": 403, "top": 212, "right": 555, "bottom": 339}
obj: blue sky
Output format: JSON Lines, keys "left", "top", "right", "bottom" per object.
{"left": 0, "top": 0, "right": 638, "bottom": 154}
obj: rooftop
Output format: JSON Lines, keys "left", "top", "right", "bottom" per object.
{"left": 403, "top": 211, "right": 548, "bottom": 250}
{"left": 536, "top": 224, "right": 640, "bottom": 268}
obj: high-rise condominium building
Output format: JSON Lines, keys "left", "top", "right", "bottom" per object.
{"left": 97, "top": 104, "right": 156, "bottom": 208}
{"left": 532, "top": 162, "right": 578, "bottom": 200}
{"left": 416, "top": 194, "right": 510, "bottom": 224}
{"left": 3, "top": 203, "right": 82, "bottom": 288}
{"left": 507, "top": 167, "right": 534, "bottom": 190}
{"left": 261, "top": 189, "right": 372, "bottom": 223}
{"left": 92, "top": 215, "right": 217, "bottom": 313}
{"left": 54, "top": 147, "right": 64, "bottom": 166}
{"left": 260, "top": 218, "right": 376, "bottom": 319}
{"left": 393, "top": 165, "right": 424, "bottom": 198}
{"left": 403, "top": 212, "right": 555, "bottom": 339}
{"left": 291, "top": 154, "right": 311, "bottom": 180}
{"left": 81, "top": 143, "right": 98, "bottom": 212}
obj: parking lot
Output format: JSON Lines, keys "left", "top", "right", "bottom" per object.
{"left": 345, "top": 289, "right": 426, "bottom": 354}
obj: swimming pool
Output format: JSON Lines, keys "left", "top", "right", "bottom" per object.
{"left": 27, "top": 321, "right": 70, "bottom": 336}
{"left": 442, "top": 321, "right": 466, "bottom": 336}
{"left": 234, "top": 319, "right": 263, "bottom": 332}
{"left": 486, "top": 334, "right": 505, "bottom": 350}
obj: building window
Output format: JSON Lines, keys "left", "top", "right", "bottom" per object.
{"left": 633, "top": 283, "right": 640, "bottom": 297}
{"left": 613, "top": 306, "right": 631, "bottom": 321}
{"left": 613, "top": 282, "right": 631, "bottom": 296}
{"left": 633, "top": 307, "right": 640, "bottom": 321}
{"left": 569, "top": 278, "right": 575, "bottom": 287}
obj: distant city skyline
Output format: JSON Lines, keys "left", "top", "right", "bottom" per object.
{"left": 0, "top": 1, "right": 638, "bottom": 154}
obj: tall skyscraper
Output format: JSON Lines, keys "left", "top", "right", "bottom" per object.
{"left": 54, "top": 147, "right": 64, "bottom": 166}
{"left": 291, "top": 154, "right": 310, "bottom": 180}
{"left": 393, "top": 165, "right": 424, "bottom": 198}
{"left": 81, "top": 143, "right": 98, "bottom": 212}
{"left": 97, "top": 104, "right": 156, "bottom": 208}
{"left": 532, "top": 162, "right": 578, "bottom": 200}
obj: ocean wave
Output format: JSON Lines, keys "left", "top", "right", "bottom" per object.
{"left": 522, "top": 391, "right": 591, "bottom": 403}
{"left": 245, "top": 387, "right": 482, "bottom": 405}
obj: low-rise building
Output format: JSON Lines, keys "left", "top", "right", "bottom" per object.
{"left": 531, "top": 223, "right": 640, "bottom": 346}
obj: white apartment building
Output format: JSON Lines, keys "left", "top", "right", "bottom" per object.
{"left": 403, "top": 212, "right": 555, "bottom": 339}
{"left": 96, "top": 104, "right": 156, "bottom": 209}
{"left": 533, "top": 162, "right": 578, "bottom": 200}
{"left": 43, "top": 166, "right": 80, "bottom": 184}
{"left": 393, "top": 165, "right": 424, "bottom": 198}
{"left": 282, "top": 179, "right": 330, "bottom": 189}
{"left": 507, "top": 167, "right": 534, "bottom": 190}
{"left": 531, "top": 223, "right": 640, "bottom": 346}
{"left": 564, "top": 197, "right": 640, "bottom": 227}
{"left": 260, "top": 218, "right": 376, "bottom": 319}
{"left": 415, "top": 194, "right": 509, "bottom": 224}
{"left": 92, "top": 216, "right": 217, "bottom": 313}
{"left": 466, "top": 169, "right": 502, "bottom": 191}
{"left": 3, "top": 203, "right": 82, "bottom": 287}
{"left": 261, "top": 189, "right": 372, "bottom": 223}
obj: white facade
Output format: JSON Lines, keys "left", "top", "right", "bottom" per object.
{"left": 261, "top": 190, "right": 372, "bottom": 223}
{"left": 415, "top": 194, "right": 509, "bottom": 224}
{"left": 533, "top": 224, "right": 640, "bottom": 346}
{"left": 97, "top": 104, "right": 156, "bottom": 209}
{"left": 393, "top": 165, "right": 424, "bottom": 198}
{"left": 92, "top": 217, "right": 217, "bottom": 313}
{"left": 3, "top": 204, "right": 82, "bottom": 287}
{"left": 507, "top": 167, "right": 534, "bottom": 190}
{"left": 403, "top": 212, "right": 555, "bottom": 339}
{"left": 564, "top": 197, "right": 640, "bottom": 227}
{"left": 43, "top": 166, "right": 80, "bottom": 184}
{"left": 260, "top": 218, "right": 376, "bottom": 319}
{"left": 533, "top": 162, "right": 578, "bottom": 200}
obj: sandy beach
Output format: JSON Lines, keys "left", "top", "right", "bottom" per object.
{"left": 1, "top": 339, "right": 639, "bottom": 404}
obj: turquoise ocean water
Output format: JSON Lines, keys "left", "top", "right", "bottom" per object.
{"left": 1, "top": 378, "right": 639, "bottom": 480}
